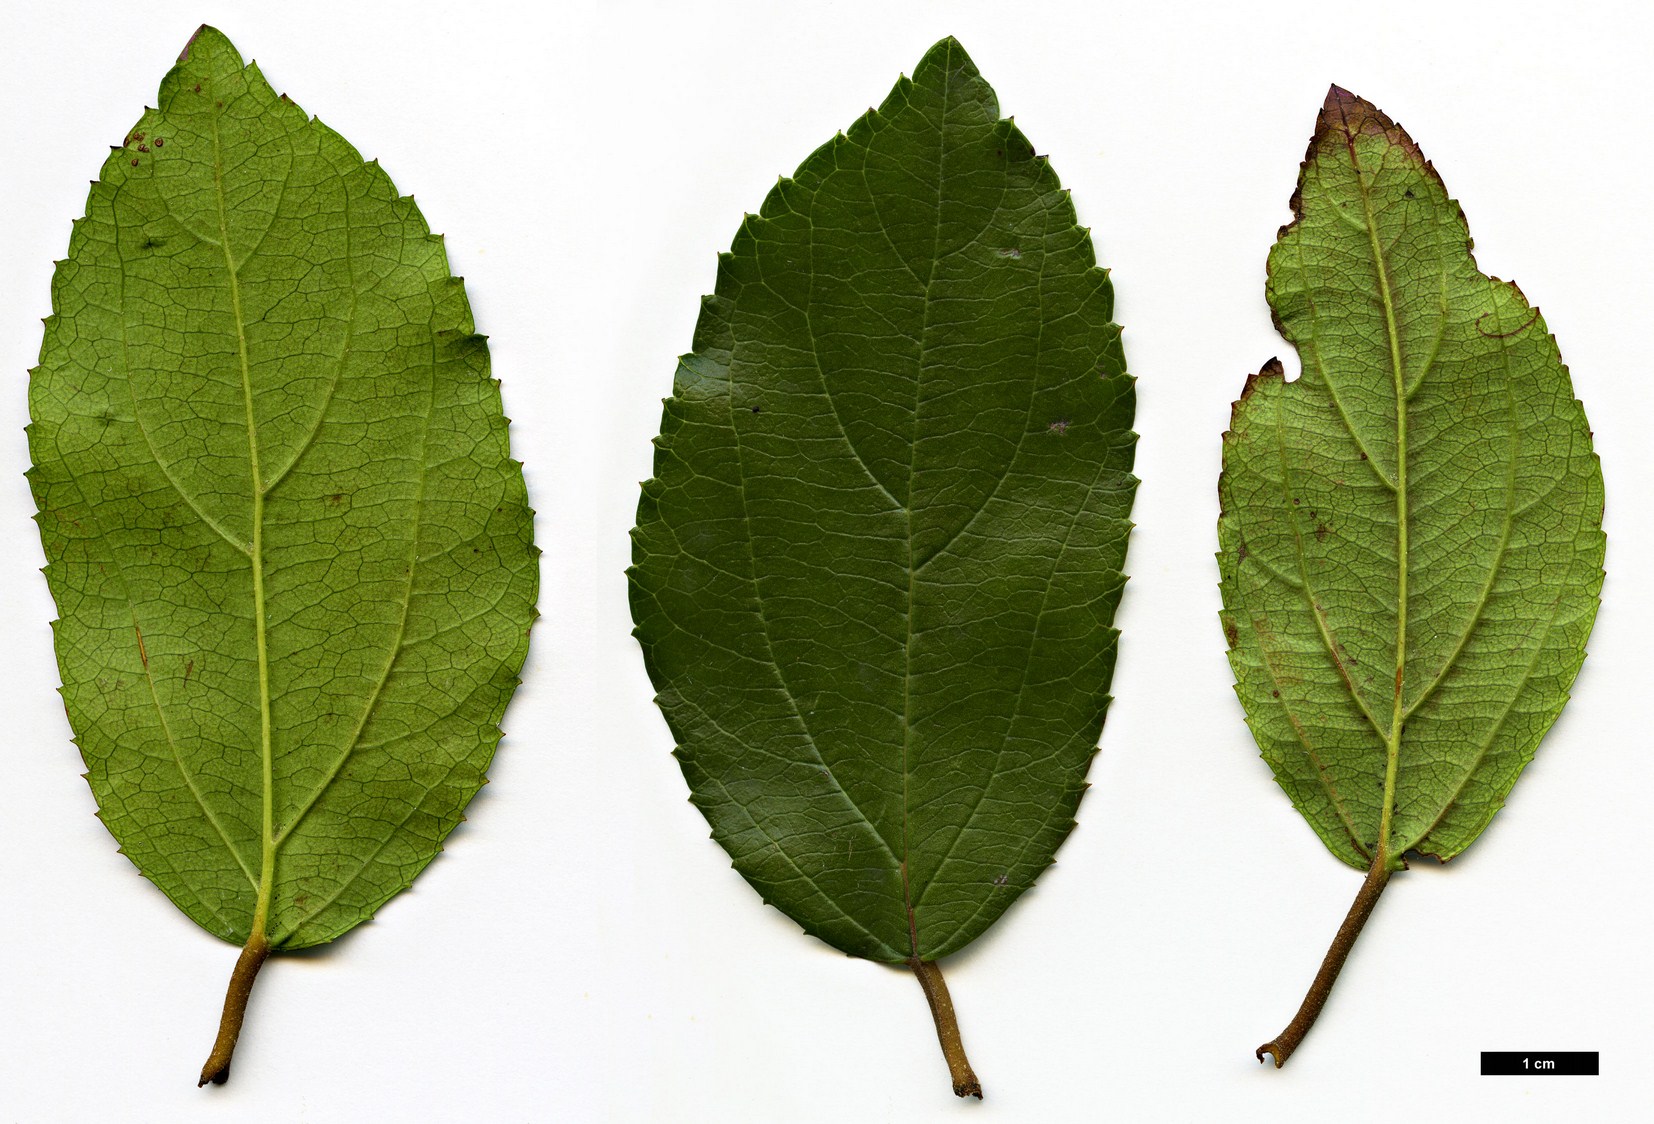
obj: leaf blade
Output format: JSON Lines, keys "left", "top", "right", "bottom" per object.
{"left": 631, "top": 37, "right": 1135, "bottom": 972}
{"left": 1222, "top": 88, "right": 1602, "bottom": 869}
{"left": 29, "top": 21, "right": 536, "bottom": 970}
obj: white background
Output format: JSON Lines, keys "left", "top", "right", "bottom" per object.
{"left": 1, "top": 1, "right": 1648, "bottom": 1120}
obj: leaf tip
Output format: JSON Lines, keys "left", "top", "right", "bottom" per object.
{"left": 1319, "top": 84, "right": 1389, "bottom": 135}
{"left": 1314, "top": 86, "right": 1420, "bottom": 162}
{"left": 1322, "top": 83, "right": 1358, "bottom": 113}
{"left": 915, "top": 35, "right": 981, "bottom": 86}
{"left": 179, "top": 24, "right": 221, "bottom": 64}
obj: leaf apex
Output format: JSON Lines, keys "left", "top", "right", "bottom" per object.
{"left": 915, "top": 35, "right": 981, "bottom": 87}
{"left": 1313, "top": 86, "right": 1420, "bottom": 166}
{"left": 180, "top": 24, "right": 211, "bottom": 63}
{"left": 1320, "top": 85, "right": 1386, "bottom": 136}
{"left": 179, "top": 24, "right": 233, "bottom": 65}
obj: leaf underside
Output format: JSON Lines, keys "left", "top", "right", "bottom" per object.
{"left": 1219, "top": 88, "right": 1603, "bottom": 871}
{"left": 28, "top": 27, "right": 537, "bottom": 951}
{"left": 630, "top": 38, "right": 1136, "bottom": 964}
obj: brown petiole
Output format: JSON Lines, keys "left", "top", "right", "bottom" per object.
{"left": 198, "top": 931, "right": 271, "bottom": 1086}
{"left": 908, "top": 956, "right": 982, "bottom": 1099}
{"left": 1257, "top": 853, "right": 1392, "bottom": 1068}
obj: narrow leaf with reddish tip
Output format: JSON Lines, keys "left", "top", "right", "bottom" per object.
{"left": 28, "top": 26, "right": 537, "bottom": 1083}
{"left": 1219, "top": 87, "right": 1602, "bottom": 1066}
{"left": 630, "top": 37, "right": 1136, "bottom": 1097}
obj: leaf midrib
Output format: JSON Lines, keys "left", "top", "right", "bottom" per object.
{"left": 199, "top": 103, "right": 436, "bottom": 946}
{"left": 1339, "top": 119, "right": 1409, "bottom": 868}
{"left": 1274, "top": 121, "right": 1537, "bottom": 865}
{"left": 1339, "top": 119, "right": 1532, "bottom": 863}
{"left": 897, "top": 42, "right": 953, "bottom": 960}
{"left": 207, "top": 91, "right": 277, "bottom": 939}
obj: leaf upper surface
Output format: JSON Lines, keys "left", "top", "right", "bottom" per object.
{"left": 1219, "top": 88, "right": 1603, "bottom": 869}
{"left": 631, "top": 38, "right": 1136, "bottom": 963}
{"left": 28, "top": 27, "right": 537, "bottom": 950}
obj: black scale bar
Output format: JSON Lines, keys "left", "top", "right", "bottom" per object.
{"left": 1481, "top": 1052, "right": 1598, "bottom": 1076}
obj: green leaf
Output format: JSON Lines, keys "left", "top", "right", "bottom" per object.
{"left": 26, "top": 26, "right": 537, "bottom": 1083}
{"left": 1218, "top": 87, "right": 1603, "bottom": 1066}
{"left": 629, "top": 37, "right": 1135, "bottom": 1097}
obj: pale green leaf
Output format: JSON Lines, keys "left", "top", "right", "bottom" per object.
{"left": 27, "top": 26, "right": 537, "bottom": 1081}
{"left": 629, "top": 37, "right": 1136, "bottom": 1096}
{"left": 1219, "top": 87, "right": 1603, "bottom": 1066}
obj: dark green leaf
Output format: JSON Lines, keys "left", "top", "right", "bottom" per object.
{"left": 630, "top": 37, "right": 1135, "bottom": 1096}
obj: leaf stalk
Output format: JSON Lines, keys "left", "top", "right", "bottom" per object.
{"left": 908, "top": 957, "right": 981, "bottom": 1099}
{"left": 198, "top": 932, "right": 271, "bottom": 1086}
{"left": 1257, "top": 854, "right": 1391, "bottom": 1067}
